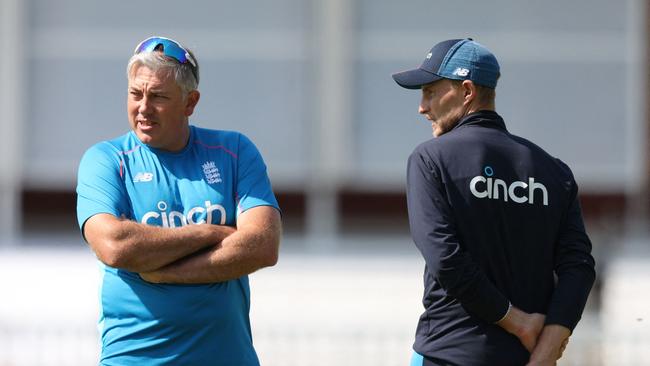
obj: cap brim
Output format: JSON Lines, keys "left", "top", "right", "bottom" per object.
{"left": 392, "top": 68, "right": 443, "bottom": 89}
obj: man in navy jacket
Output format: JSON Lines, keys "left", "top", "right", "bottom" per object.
{"left": 392, "top": 38, "right": 595, "bottom": 366}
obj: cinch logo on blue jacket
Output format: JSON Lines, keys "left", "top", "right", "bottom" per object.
{"left": 141, "top": 200, "right": 227, "bottom": 227}
{"left": 469, "top": 166, "right": 548, "bottom": 206}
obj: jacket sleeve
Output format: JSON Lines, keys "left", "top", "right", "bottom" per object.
{"left": 545, "top": 177, "right": 596, "bottom": 331}
{"left": 407, "top": 150, "right": 509, "bottom": 323}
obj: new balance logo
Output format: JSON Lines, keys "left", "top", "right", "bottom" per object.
{"left": 452, "top": 67, "right": 470, "bottom": 77}
{"left": 426, "top": 52, "right": 433, "bottom": 59}
{"left": 132, "top": 172, "right": 153, "bottom": 183}
{"left": 202, "top": 161, "right": 222, "bottom": 184}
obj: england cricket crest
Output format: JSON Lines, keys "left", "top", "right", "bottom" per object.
{"left": 202, "top": 161, "right": 222, "bottom": 184}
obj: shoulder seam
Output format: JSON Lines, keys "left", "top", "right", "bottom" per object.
{"left": 194, "top": 140, "right": 238, "bottom": 159}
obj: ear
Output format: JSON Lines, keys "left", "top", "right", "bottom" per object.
{"left": 461, "top": 80, "right": 477, "bottom": 104}
{"left": 184, "top": 90, "right": 201, "bottom": 116}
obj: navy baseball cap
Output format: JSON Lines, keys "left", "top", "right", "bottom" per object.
{"left": 392, "top": 38, "right": 500, "bottom": 89}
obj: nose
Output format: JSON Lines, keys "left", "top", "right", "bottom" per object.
{"left": 138, "top": 95, "right": 152, "bottom": 115}
{"left": 418, "top": 95, "right": 428, "bottom": 115}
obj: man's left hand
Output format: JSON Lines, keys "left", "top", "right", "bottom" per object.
{"left": 526, "top": 324, "right": 571, "bottom": 366}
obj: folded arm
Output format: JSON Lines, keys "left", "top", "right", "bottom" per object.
{"left": 83, "top": 213, "right": 235, "bottom": 272}
{"left": 526, "top": 178, "right": 595, "bottom": 364}
{"left": 545, "top": 185, "right": 596, "bottom": 330}
{"left": 140, "top": 205, "right": 281, "bottom": 284}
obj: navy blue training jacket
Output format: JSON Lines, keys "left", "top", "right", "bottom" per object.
{"left": 407, "top": 110, "right": 595, "bottom": 366}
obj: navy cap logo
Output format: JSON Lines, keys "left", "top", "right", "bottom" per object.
{"left": 452, "top": 67, "right": 470, "bottom": 77}
{"left": 425, "top": 52, "right": 433, "bottom": 59}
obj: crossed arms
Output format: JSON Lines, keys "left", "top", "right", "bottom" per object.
{"left": 83, "top": 205, "right": 282, "bottom": 284}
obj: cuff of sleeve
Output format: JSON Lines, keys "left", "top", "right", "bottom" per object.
{"left": 494, "top": 301, "right": 512, "bottom": 324}
{"left": 545, "top": 313, "right": 578, "bottom": 333}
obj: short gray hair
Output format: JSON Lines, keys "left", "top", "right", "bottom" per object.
{"left": 126, "top": 50, "right": 199, "bottom": 96}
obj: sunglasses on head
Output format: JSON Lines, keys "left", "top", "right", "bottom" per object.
{"left": 134, "top": 36, "right": 198, "bottom": 82}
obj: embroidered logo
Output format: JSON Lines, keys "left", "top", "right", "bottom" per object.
{"left": 202, "top": 161, "right": 222, "bottom": 184}
{"left": 425, "top": 52, "right": 433, "bottom": 59}
{"left": 452, "top": 67, "right": 470, "bottom": 77}
{"left": 132, "top": 172, "right": 154, "bottom": 183}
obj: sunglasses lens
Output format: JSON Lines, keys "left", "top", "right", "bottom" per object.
{"left": 135, "top": 37, "right": 189, "bottom": 64}
{"left": 134, "top": 36, "right": 198, "bottom": 82}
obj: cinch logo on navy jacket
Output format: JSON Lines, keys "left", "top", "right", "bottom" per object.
{"left": 406, "top": 111, "right": 595, "bottom": 366}
{"left": 469, "top": 166, "right": 548, "bottom": 206}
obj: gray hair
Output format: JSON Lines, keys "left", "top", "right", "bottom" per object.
{"left": 126, "top": 50, "right": 199, "bottom": 96}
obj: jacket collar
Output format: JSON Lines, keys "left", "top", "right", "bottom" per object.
{"left": 453, "top": 110, "right": 507, "bottom": 132}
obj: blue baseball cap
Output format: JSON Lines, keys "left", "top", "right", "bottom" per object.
{"left": 392, "top": 38, "right": 500, "bottom": 89}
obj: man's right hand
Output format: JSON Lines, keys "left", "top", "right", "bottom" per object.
{"left": 496, "top": 305, "right": 546, "bottom": 352}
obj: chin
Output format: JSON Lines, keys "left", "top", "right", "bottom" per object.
{"left": 135, "top": 130, "right": 155, "bottom": 144}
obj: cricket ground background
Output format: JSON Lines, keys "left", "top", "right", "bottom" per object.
{"left": 1, "top": 233, "right": 649, "bottom": 366}
{"left": 2, "top": 0, "right": 650, "bottom": 364}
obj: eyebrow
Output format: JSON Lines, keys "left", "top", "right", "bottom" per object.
{"left": 128, "top": 86, "right": 167, "bottom": 94}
